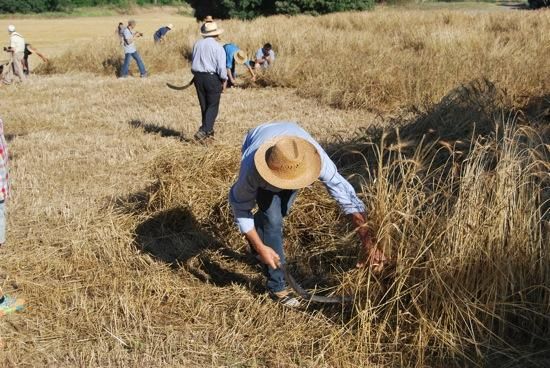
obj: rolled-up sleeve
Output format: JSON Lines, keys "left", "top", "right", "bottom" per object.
{"left": 229, "top": 163, "right": 258, "bottom": 233}
{"left": 319, "top": 153, "right": 366, "bottom": 215}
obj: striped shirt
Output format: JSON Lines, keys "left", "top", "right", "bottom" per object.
{"left": 229, "top": 122, "right": 366, "bottom": 233}
{"left": 0, "top": 118, "right": 9, "bottom": 201}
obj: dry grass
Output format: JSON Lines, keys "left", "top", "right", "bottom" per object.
{"left": 0, "top": 6, "right": 549, "bottom": 368}
{"left": 38, "top": 8, "right": 550, "bottom": 113}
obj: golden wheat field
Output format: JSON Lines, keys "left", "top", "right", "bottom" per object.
{"left": 0, "top": 5, "right": 549, "bottom": 367}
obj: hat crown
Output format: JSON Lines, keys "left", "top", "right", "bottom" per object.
{"left": 266, "top": 138, "right": 306, "bottom": 179}
{"left": 201, "top": 22, "right": 218, "bottom": 34}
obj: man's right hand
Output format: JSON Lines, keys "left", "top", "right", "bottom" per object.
{"left": 257, "top": 245, "right": 280, "bottom": 270}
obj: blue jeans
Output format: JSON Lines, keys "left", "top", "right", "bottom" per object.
{"left": 120, "top": 51, "right": 147, "bottom": 77}
{"left": 254, "top": 188, "right": 298, "bottom": 293}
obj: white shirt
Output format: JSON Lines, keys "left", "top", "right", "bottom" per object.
{"left": 10, "top": 32, "right": 25, "bottom": 53}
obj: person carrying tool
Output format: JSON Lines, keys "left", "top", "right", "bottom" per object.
{"left": 5, "top": 25, "right": 25, "bottom": 83}
{"left": 190, "top": 21, "right": 227, "bottom": 141}
{"left": 153, "top": 24, "right": 174, "bottom": 43}
{"left": 119, "top": 20, "right": 147, "bottom": 78}
{"left": 0, "top": 116, "right": 25, "bottom": 317}
{"left": 22, "top": 43, "right": 48, "bottom": 75}
{"left": 223, "top": 43, "right": 256, "bottom": 88}
{"left": 229, "top": 121, "right": 387, "bottom": 308}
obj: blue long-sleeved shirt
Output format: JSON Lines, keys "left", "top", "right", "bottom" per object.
{"left": 229, "top": 122, "right": 366, "bottom": 233}
{"left": 191, "top": 37, "right": 227, "bottom": 80}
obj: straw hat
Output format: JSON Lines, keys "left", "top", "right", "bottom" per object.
{"left": 7, "top": 25, "right": 15, "bottom": 33}
{"left": 167, "top": 24, "right": 174, "bottom": 29}
{"left": 201, "top": 22, "right": 223, "bottom": 37}
{"left": 254, "top": 136, "right": 321, "bottom": 190}
{"left": 234, "top": 50, "right": 247, "bottom": 64}
{"left": 204, "top": 15, "right": 214, "bottom": 23}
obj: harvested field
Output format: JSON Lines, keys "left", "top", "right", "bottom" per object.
{"left": 0, "top": 5, "right": 549, "bottom": 368}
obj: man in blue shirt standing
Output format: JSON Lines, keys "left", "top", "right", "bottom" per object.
{"left": 120, "top": 20, "right": 147, "bottom": 78}
{"left": 153, "top": 24, "right": 173, "bottom": 43}
{"left": 229, "top": 121, "right": 387, "bottom": 307}
{"left": 191, "top": 22, "right": 227, "bottom": 141}
{"left": 223, "top": 43, "right": 256, "bottom": 88}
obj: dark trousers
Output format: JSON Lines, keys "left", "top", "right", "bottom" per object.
{"left": 193, "top": 72, "right": 223, "bottom": 134}
{"left": 254, "top": 188, "right": 298, "bottom": 293}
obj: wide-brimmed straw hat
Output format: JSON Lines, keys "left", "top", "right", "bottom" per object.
{"left": 234, "top": 50, "right": 247, "bottom": 64}
{"left": 167, "top": 24, "right": 174, "bottom": 29}
{"left": 201, "top": 22, "right": 223, "bottom": 37}
{"left": 254, "top": 136, "right": 321, "bottom": 190}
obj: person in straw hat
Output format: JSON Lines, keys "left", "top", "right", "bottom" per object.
{"left": 229, "top": 121, "right": 387, "bottom": 307}
{"left": 223, "top": 42, "right": 256, "bottom": 88}
{"left": 153, "top": 23, "right": 174, "bottom": 43}
{"left": 191, "top": 21, "right": 227, "bottom": 141}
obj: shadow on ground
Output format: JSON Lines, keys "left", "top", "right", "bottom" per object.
{"left": 129, "top": 119, "right": 192, "bottom": 142}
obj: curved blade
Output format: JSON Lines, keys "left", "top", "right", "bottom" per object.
{"left": 280, "top": 264, "right": 354, "bottom": 304}
{"left": 166, "top": 78, "right": 194, "bottom": 91}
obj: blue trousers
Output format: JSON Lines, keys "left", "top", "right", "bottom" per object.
{"left": 120, "top": 51, "right": 147, "bottom": 77}
{"left": 254, "top": 188, "right": 298, "bottom": 293}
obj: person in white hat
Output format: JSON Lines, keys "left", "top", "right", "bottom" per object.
{"left": 229, "top": 121, "right": 387, "bottom": 307}
{"left": 153, "top": 24, "right": 174, "bottom": 43}
{"left": 5, "top": 25, "right": 26, "bottom": 82}
{"left": 222, "top": 42, "right": 256, "bottom": 88}
{"left": 191, "top": 22, "right": 227, "bottom": 141}
{"left": 120, "top": 19, "right": 147, "bottom": 78}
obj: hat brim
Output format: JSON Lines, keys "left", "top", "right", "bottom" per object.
{"left": 201, "top": 28, "right": 224, "bottom": 37}
{"left": 254, "top": 136, "right": 322, "bottom": 190}
{"left": 235, "top": 55, "right": 246, "bottom": 64}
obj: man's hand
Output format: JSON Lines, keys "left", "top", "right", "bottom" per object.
{"left": 350, "top": 212, "right": 387, "bottom": 272}
{"left": 257, "top": 245, "right": 280, "bottom": 270}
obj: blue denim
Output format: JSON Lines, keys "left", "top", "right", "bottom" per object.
{"left": 120, "top": 51, "right": 147, "bottom": 77}
{"left": 254, "top": 188, "right": 298, "bottom": 293}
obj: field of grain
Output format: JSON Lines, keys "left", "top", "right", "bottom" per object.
{"left": 0, "top": 5, "right": 548, "bottom": 368}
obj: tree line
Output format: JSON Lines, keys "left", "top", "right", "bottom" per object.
{"left": 0, "top": 0, "right": 375, "bottom": 17}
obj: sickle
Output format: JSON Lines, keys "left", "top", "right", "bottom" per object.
{"left": 279, "top": 263, "right": 355, "bottom": 304}
{"left": 166, "top": 78, "right": 194, "bottom": 91}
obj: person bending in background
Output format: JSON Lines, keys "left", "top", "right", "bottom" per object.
{"left": 22, "top": 43, "right": 48, "bottom": 75}
{"left": 120, "top": 19, "right": 147, "bottom": 78}
{"left": 0, "top": 117, "right": 25, "bottom": 317}
{"left": 190, "top": 22, "right": 227, "bottom": 142}
{"left": 254, "top": 43, "right": 275, "bottom": 69}
{"left": 153, "top": 24, "right": 174, "bottom": 43}
{"left": 229, "top": 121, "right": 387, "bottom": 308}
{"left": 223, "top": 43, "right": 256, "bottom": 88}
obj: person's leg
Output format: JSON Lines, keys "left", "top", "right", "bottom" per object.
{"left": 193, "top": 75, "right": 208, "bottom": 133}
{"left": 254, "top": 189, "right": 298, "bottom": 293}
{"left": 0, "top": 201, "right": 24, "bottom": 317}
{"left": 202, "top": 75, "right": 222, "bottom": 134}
{"left": 132, "top": 51, "right": 147, "bottom": 77}
{"left": 120, "top": 53, "right": 132, "bottom": 77}
{"left": 12, "top": 53, "right": 25, "bottom": 82}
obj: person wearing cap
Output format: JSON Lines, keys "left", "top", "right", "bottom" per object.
{"left": 153, "top": 24, "right": 174, "bottom": 43}
{"left": 120, "top": 20, "right": 147, "bottom": 78}
{"left": 254, "top": 43, "right": 275, "bottom": 69}
{"left": 223, "top": 43, "right": 256, "bottom": 88}
{"left": 229, "top": 121, "right": 387, "bottom": 307}
{"left": 191, "top": 22, "right": 227, "bottom": 141}
{"left": 6, "top": 25, "right": 26, "bottom": 82}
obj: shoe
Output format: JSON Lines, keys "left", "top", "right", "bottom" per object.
{"left": 0, "top": 295, "right": 25, "bottom": 317}
{"left": 194, "top": 129, "right": 208, "bottom": 141}
{"left": 270, "top": 288, "right": 301, "bottom": 308}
